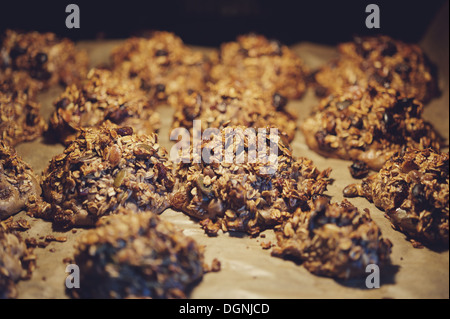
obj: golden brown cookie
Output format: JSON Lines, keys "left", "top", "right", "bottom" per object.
{"left": 344, "top": 148, "right": 449, "bottom": 247}
{"left": 313, "top": 35, "right": 438, "bottom": 103}
{"left": 0, "top": 29, "right": 88, "bottom": 89}
{"left": 49, "top": 68, "right": 160, "bottom": 145}
{"left": 29, "top": 124, "right": 174, "bottom": 229}
{"left": 111, "top": 31, "right": 212, "bottom": 107}
{"left": 301, "top": 85, "right": 441, "bottom": 170}
{"left": 71, "top": 209, "right": 205, "bottom": 299}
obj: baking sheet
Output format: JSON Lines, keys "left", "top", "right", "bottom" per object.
{"left": 11, "top": 12, "right": 449, "bottom": 299}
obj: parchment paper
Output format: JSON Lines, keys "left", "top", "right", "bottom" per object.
{"left": 11, "top": 5, "right": 449, "bottom": 299}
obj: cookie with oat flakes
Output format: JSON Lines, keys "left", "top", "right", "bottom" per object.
{"left": 313, "top": 35, "right": 438, "bottom": 103}
{"left": 301, "top": 85, "right": 442, "bottom": 171}
{"left": 71, "top": 209, "right": 205, "bottom": 299}
{"left": 29, "top": 124, "right": 174, "bottom": 229}
{"left": 343, "top": 148, "right": 449, "bottom": 247}
{"left": 49, "top": 68, "right": 160, "bottom": 145}
{"left": 111, "top": 31, "right": 212, "bottom": 107}
{"left": 171, "top": 125, "right": 331, "bottom": 236}
{"left": 0, "top": 29, "right": 88, "bottom": 89}
{"left": 210, "top": 33, "right": 309, "bottom": 99}
{"left": 0, "top": 142, "right": 41, "bottom": 220}
{"left": 272, "top": 197, "right": 393, "bottom": 279}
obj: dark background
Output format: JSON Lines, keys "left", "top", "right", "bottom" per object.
{"left": 0, "top": 0, "right": 447, "bottom": 46}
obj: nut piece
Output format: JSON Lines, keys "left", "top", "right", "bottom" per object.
{"left": 313, "top": 35, "right": 438, "bottom": 103}
{"left": 28, "top": 124, "right": 174, "bottom": 229}
{"left": 72, "top": 209, "right": 205, "bottom": 299}
{"left": 0, "top": 142, "right": 41, "bottom": 219}
{"left": 344, "top": 148, "right": 449, "bottom": 247}
{"left": 272, "top": 198, "right": 393, "bottom": 279}
{"left": 172, "top": 125, "right": 331, "bottom": 236}
{"left": 49, "top": 69, "right": 161, "bottom": 145}
{"left": 301, "top": 85, "right": 441, "bottom": 170}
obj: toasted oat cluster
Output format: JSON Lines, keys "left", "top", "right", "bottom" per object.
{"left": 0, "top": 142, "right": 41, "bottom": 220}
{"left": 210, "top": 34, "right": 308, "bottom": 99}
{"left": 71, "top": 210, "right": 205, "bottom": 299}
{"left": 28, "top": 124, "right": 174, "bottom": 229}
{"left": 301, "top": 85, "right": 441, "bottom": 170}
{"left": 313, "top": 35, "right": 438, "bottom": 102}
{"left": 0, "top": 91, "right": 46, "bottom": 147}
{"left": 111, "top": 31, "right": 212, "bottom": 106}
{"left": 0, "top": 225, "right": 32, "bottom": 299}
{"left": 49, "top": 68, "right": 161, "bottom": 145}
{"left": 343, "top": 148, "right": 449, "bottom": 247}
{"left": 272, "top": 197, "right": 393, "bottom": 279}
{"left": 0, "top": 68, "right": 41, "bottom": 98}
{"left": 172, "top": 79, "right": 297, "bottom": 142}
{"left": 172, "top": 126, "right": 331, "bottom": 236}
{"left": 0, "top": 29, "right": 88, "bottom": 89}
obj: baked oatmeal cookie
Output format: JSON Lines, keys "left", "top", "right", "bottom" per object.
{"left": 0, "top": 68, "right": 41, "bottom": 99}
{"left": 172, "top": 79, "right": 297, "bottom": 143}
{"left": 49, "top": 68, "right": 160, "bottom": 145}
{"left": 301, "top": 85, "right": 441, "bottom": 170}
{"left": 210, "top": 33, "right": 309, "bottom": 99}
{"left": 71, "top": 210, "right": 205, "bottom": 299}
{"left": 28, "top": 124, "right": 174, "bottom": 229}
{"left": 111, "top": 31, "right": 212, "bottom": 107}
{"left": 272, "top": 197, "right": 392, "bottom": 279}
{"left": 0, "top": 90, "right": 46, "bottom": 146}
{"left": 0, "top": 225, "right": 35, "bottom": 299}
{"left": 0, "top": 29, "right": 88, "bottom": 89}
{"left": 313, "top": 35, "right": 438, "bottom": 103}
{"left": 0, "top": 142, "right": 41, "bottom": 219}
{"left": 171, "top": 126, "right": 331, "bottom": 236}
{"left": 343, "top": 148, "right": 449, "bottom": 247}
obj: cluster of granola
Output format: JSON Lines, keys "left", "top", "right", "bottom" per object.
{"left": 0, "top": 142, "right": 41, "bottom": 220}
{"left": 111, "top": 31, "right": 212, "bottom": 107}
{"left": 313, "top": 35, "right": 438, "bottom": 103}
{"left": 172, "top": 79, "right": 298, "bottom": 142}
{"left": 301, "top": 85, "right": 441, "bottom": 170}
{"left": 210, "top": 34, "right": 309, "bottom": 99}
{"left": 71, "top": 209, "right": 205, "bottom": 299}
{"left": 0, "top": 225, "right": 35, "bottom": 299}
{"left": 0, "top": 90, "right": 47, "bottom": 147}
{"left": 272, "top": 197, "right": 393, "bottom": 279}
{"left": 343, "top": 148, "right": 449, "bottom": 247}
{"left": 0, "top": 29, "right": 89, "bottom": 89}
{"left": 49, "top": 68, "right": 161, "bottom": 145}
{"left": 172, "top": 126, "right": 332, "bottom": 236}
{"left": 28, "top": 124, "right": 174, "bottom": 229}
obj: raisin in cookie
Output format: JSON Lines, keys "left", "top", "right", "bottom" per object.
{"left": 272, "top": 197, "right": 392, "bottom": 279}
{"left": 301, "top": 85, "right": 441, "bottom": 170}
{"left": 0, "top": 142, "right": 41, "bottom": 219}
{"left": 314, "top": 35, "right": 438, "bottom": 103}
{"left": 28, "top": 124, "right": 174, "bottom": 229}
{"left": 210, "top": 33, "right": 308, "bottom": 99}
{"left": 344, "top": 148, "right": 449, "bottom": 247}
{"left": 0, "top": 29, "right": 88, "bottom": 89}
{"left": 111, "top": 31, "right": 212, "bottom": 107}
{"left": 71, "top": 209, "right": 205, "bottom": 299}
{"left": 172, "top": 79, "right": 297, "bottom": 143}
{"left": 49, "top": 68, "right": 160, "bottom": 145}
{"left": 171, "top": 125, "right": 331, "bottom": 236}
